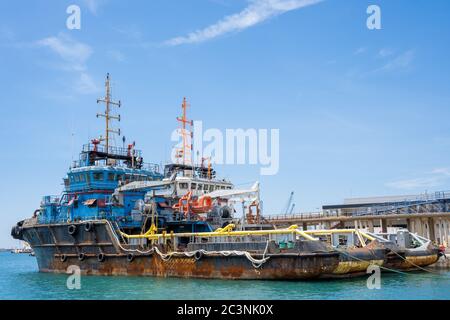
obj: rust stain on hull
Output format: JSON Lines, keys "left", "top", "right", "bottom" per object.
{"left": 22, "top": 222, "right": 340, "bottom": 280}
{"left": 18, "top": 221, "right": 441, "bottom": 280}
{"left": 46, "top": 253, "right": 340, "bottom": 280}
{"left": 385, "top": 254, "right": 439, "bottom": 271}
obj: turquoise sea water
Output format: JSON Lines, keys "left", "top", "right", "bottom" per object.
{"left": 0, "top": 252, "right": 449, "bottom": 300}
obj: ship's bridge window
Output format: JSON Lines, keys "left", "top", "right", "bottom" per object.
{"left": 209, "top": 185, "right": 214, "bottom": 192}
{"left": 79, "top": 174, "right": 86, "bottom": 182}
{"left": 74, "top": 174, "right": 80, "bottom": 183}
{"left": 93, "top": 172, "right": 104, "bottom": 181}
{"left": 190, "top": 183, "right": 197, "bottom": 190}
{"left": 197, "top": 184, "right": 203, "bottom": 190}
{"left": 107, "top": 173, "right": 115, "bottom": 181}
{"left": 179, "top": 183, "right": 188, "bottom": 190}
{"left": 116, "top": 174, "right": 124, "bottom": 182}
{"left": 227, "top": 186, "right": 232, "bottom": 190}
{"left": 203, "top": 184, "right": 209, "bottom": 191}
{"left": 69, "top": 175, "right": 75, "bottom": 183}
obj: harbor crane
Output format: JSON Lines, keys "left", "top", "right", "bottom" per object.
{"left": 284, "top": 191, "right": 295, "bottom": 215}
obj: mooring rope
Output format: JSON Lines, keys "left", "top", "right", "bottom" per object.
{"left": 336, "top": 247, "right": 449, "bottom": 279}
{"left": 104, "top": 220, "right": 446, "bottom": 275}
{"left": 335, "top": 247, "right": 410, "bottom": 275}
{"left": 152, "top": 244, "right": 270, "bottom": 268}
{"left": 105, "top": 220, "right": 270, "bottom": 268}
{"left": 388, "top": 249, "right": 440, "bottom": 275}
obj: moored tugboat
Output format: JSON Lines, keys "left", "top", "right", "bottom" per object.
{"left": 11, "top": 74, "right": 341, "bottom": 280}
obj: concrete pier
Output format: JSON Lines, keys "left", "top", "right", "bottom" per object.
{"left": 265, "top": 212, "right": 450, "bottom": 246}
{"left": 265, "top": 192, "right": 450, "bottom": 246}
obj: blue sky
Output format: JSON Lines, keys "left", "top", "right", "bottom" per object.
{"left": 1, "top": 0, "right": 450, "bottom": 247}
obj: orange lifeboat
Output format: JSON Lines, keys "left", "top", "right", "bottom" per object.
{"left": 191, "top": 195, "right": 213, "bottom": 214}
{"left": 172, "top": 192, "right": 213, "bottom": 215}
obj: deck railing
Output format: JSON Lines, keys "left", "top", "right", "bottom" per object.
{"left": 82, "top": 143, "right": 143, "bottom": 158}
{"left": 70, "top": 159, "right": 160, "bottom": 173}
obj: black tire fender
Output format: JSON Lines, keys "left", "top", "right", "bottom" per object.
{"left": 194, "top": 251, "right": 203, "bottom": 261}
{"left": 84, "top": 222, "right": 94, "bottom": 232}
{"left": 68, "top": 224, "right": 77, "bottom": 236}
{"left": 97, "top": 253, "right": 105, "bottom": 262}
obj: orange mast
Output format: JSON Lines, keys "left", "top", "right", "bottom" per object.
{"left": 175, "top": 97, "right": 193, "bottom": 166}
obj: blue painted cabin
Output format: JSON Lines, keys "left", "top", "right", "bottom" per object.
{"left": 38, "top": 142, "right": 163, "bottom": 229}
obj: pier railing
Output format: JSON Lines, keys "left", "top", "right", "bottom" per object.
{"left": 264, "top": 212, "right": 326, "bottom": 221}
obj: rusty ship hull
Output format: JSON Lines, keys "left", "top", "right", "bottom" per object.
{"left": 322, "top": 243, "right": 386, "bottom": 278}
{"left": 383, "top": 247, "right": 440, "bottom": 271}
{"left": 13, "top": 220, "right": 340, "bottom": 280}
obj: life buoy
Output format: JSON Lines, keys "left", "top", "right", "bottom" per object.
{"left": 60, "top": 254, "right": 67, "bottom": 262}
{"left": 68, "top": 224, "right": 77, "bottom": 236}
{"left": 78, "top": 253, "right": 85, "bottom": 261}
{"left": 127, "top": 253, "right": 134, "bottom": 262}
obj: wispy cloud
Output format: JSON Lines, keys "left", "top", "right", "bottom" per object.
{"left": 353, "top": 47, "right": 367, "bottom": 55}
{"left": 430, "top": 168, "right": 450, "bottom": 177}
{"left": 113, "top": 25, "right": 143, "bottom": 41}
{"left": 36, "top": 33, "right": 92, "bottom": 71}
{"left": 386, "top": 177, "right": 441, "bottom": 189}
{"left": 36, "top": 33, "right": 99, "bottom": 94}
{"left": 75, "top": 73, "right": 100, "bottom": 94}
{"left": 378, "top": 49, "right": 415, "bottom": 72}
{"left": 84, "top": 0, "right": 108, "bottom": 15}
{"left": 107, "top": 49, "right": 126, "bottom": 62}
{"left": 165, "top": 0, "right": 323, "bottom": 46}
{"left": 378, "top": 48, "right": 394, "bottom": 58}
{"left": 386, "top": 167, "right": 450, "bottom": 190}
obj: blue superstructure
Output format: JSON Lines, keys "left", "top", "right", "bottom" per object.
{"left": 37, "top": 74, "right": 163, "bottom": 228}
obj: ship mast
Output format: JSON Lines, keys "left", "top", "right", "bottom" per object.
{"left": 176, "top": 97, "right": 193, "bottom": 166}
{"left": 96, "top": 73, "right": 121, "bottom": 155}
